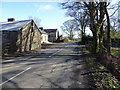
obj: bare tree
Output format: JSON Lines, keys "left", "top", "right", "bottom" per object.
{"left": 60, "top": 2, "right": 89, "bottom": 38}
{"left": 61, "top": 19, "right": 79, "bottom": 40}
{"left": 60, "top": 1, "right": 117, "bottom": 53}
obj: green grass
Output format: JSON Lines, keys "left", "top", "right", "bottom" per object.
{"left": 111, "top": 49, "right": 120, "bottom": 57}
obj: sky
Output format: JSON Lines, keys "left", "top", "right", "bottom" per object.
{"left": 0, "top": 0, "right": 119, "bottom": 37}
{"left": 1, "top": 2, "right": 73, "bottom": 35}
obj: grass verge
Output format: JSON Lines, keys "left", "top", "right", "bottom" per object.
{"left": 82, "top": 46, "right": 120, "bottom": 88}
{"left": 111, "top": 48, "right": 120, "bottom": 57}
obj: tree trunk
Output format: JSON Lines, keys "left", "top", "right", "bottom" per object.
{"left": 93, "top": 26, "right": 100, "bottom": 53}
{"left": 99, "top": 24, "right": 104, "bottom": 53}
{"left": 105, "top": 3, "right": 111, "bottom": 53}
{"left": 89, "top": 2, "right": 99, "bottom": 53}
{"left": 99, "top": 2, "right": 105, "bottom": 53}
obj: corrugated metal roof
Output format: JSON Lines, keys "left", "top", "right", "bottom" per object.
{"left": 0, "top": 19, "right": 32, "bottom": 31}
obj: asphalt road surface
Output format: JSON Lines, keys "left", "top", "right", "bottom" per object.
{"left": 1, "top": 41, "right": 90, "bottom": 89}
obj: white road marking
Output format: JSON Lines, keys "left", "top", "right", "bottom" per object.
{"left": 0, "top": 67, "right": 31, "bottom": 86}
{"left": 48, "top": 49, "right": 62, "bottom": 57}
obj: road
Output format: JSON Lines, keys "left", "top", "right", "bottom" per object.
{"left": 1, "top": 41, "right": 90, "bottom": 88}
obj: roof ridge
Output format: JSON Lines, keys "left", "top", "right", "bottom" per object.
{"left": 0, "top": 19, "right": 32, "bottom": 24}
{"left": 0, "top": 19, "right": 32, "bottom": 31}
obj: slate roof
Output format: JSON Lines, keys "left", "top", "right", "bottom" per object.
{"left": 0, "top": 19, "right": 32, "bottom": 31}
{"left": 40, "top": 30, "right": 47, "bottom": 34}
{"left": 44, "top": 29, "right": 58, "bottom": 33}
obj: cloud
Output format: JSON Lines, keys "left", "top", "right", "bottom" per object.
{"left": 36, "top": 5, "right": 53, "bottom": 12}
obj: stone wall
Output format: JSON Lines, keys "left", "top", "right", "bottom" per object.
{"left": 111, "top": 38, "right": 120, "bottom": 48}
{"left": 2, "top": 31, "right": 18, "bottom": 54}
{"left": 97, "top": 51, "right": 120, "bottom": 80}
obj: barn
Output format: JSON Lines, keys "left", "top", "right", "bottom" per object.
{"left": 0, "top": 19, "right": 42, "bottom": 55}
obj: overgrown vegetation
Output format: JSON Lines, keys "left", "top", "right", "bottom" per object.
{"left": 82, "top": 46, "right": 120, "bottom": 88}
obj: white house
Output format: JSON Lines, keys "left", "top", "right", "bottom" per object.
{"left": 44, "top": 29, "right": 59, "bottom": 42}
{"left": 39, "top": 27, "right": 48, "bottom": 43}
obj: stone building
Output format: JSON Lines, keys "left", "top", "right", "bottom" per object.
{"left": 0, "top": 19, "right": 42, "bottom": 54}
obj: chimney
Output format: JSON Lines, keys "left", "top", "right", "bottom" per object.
{"left": 39, "top": 27, "right": 43, "bottom": 30}
{"left": 8, "top": 18, "right": 15, "bottom": 22}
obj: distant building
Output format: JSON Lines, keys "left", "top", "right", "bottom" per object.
{"left": 39, "top": 27, "right": 48, "bottom": 43}
{"left": 0, "top": 19, "right": 42, "bottom": 54}
{"left": 44, "top": 29, "right": 59, "bottom": 42}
